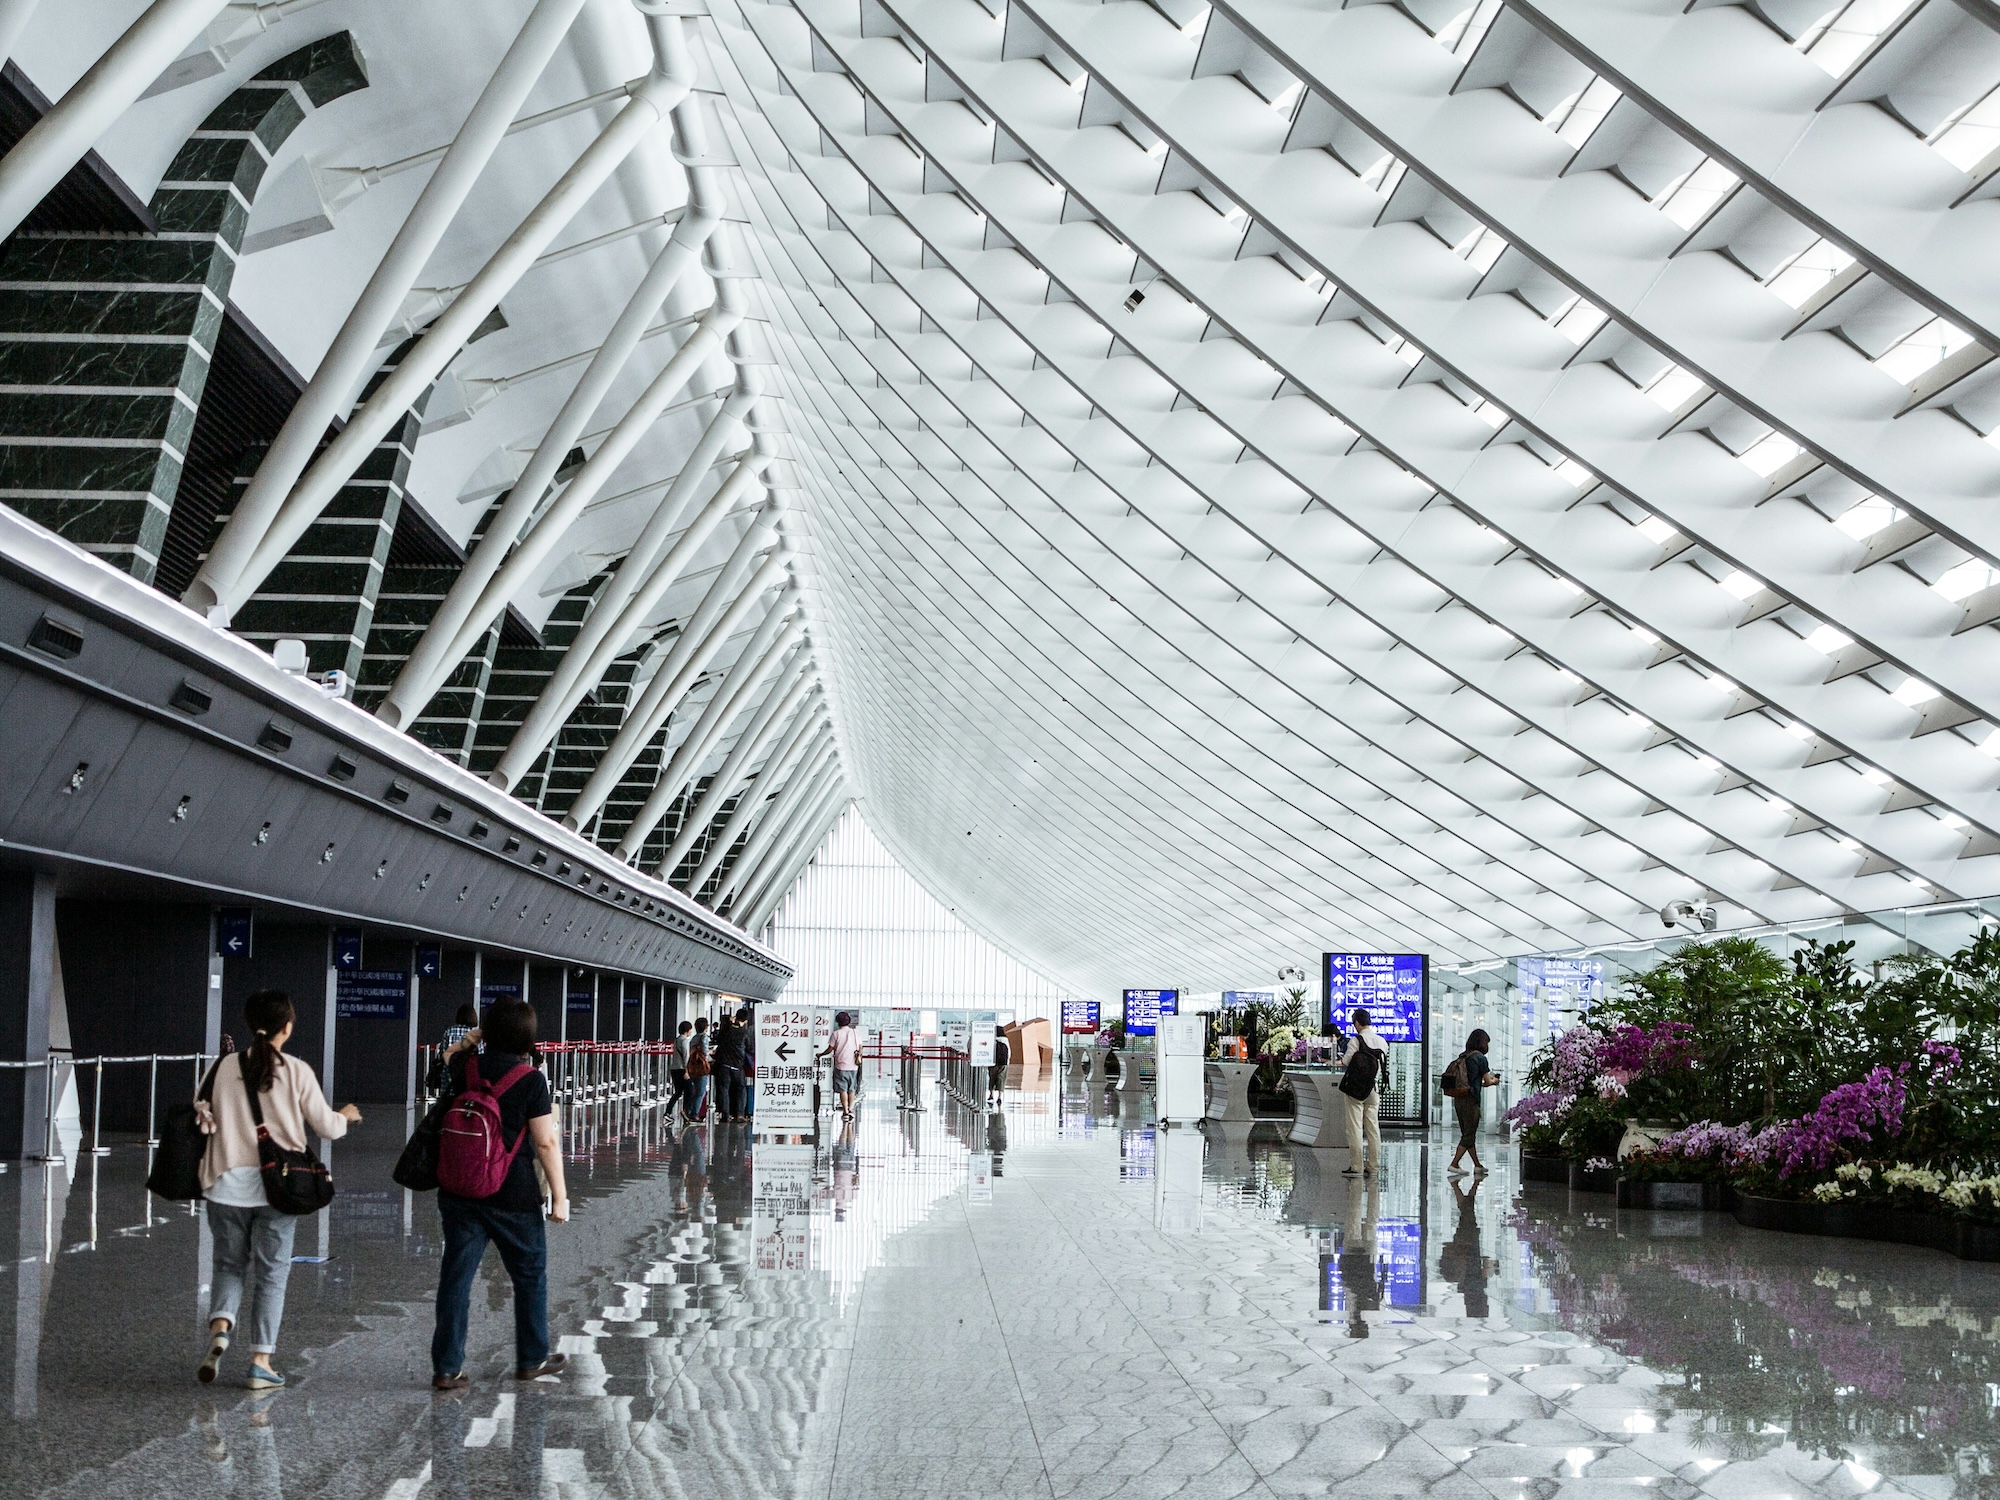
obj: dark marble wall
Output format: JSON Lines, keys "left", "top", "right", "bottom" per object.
{"left": 0, "top": 37, "right": 366, "bottom": 584}
{"left": 54, "top": 900, "right": 211, "bottom": 1133}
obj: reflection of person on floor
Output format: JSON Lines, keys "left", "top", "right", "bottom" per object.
{"left": 1438, "top": 1183, "right": 1490, "bottom": 1320}
{"left": 831, "top": 1121, "right": 858, "bottom": 1219}
{"left": 986, "top": 1110, "right": 1008, "bottom": 1172}
{"left": 196, "top": 1397, "right": 285, "bottom": 1499}
{"left": 1337, "top": 1172, "right": 1382, "bottom": 1339}
{"left": 682, "top": 1121, "right": 710, "bottom": 1219}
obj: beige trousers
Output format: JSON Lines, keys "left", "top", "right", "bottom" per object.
{"left": 1342, "top": 1088, "right": 1381, "bottom": 1171}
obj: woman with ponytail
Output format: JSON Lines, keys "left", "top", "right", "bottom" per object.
{"left": 195, "top": 988, "right": 361, "bottom": 1389}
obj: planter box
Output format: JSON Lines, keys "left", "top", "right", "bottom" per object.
{"left": 1570, "top": 1161, "right": 1618, "bottom": 1194}
{"left": 1732, "top": 1195, "right": 2000, "bottom": 1263}
{"left": 1520, "top": 1153, "right": 1570, "bottom": 1185}
{"left": 1617, "top": 1179, "right": 1734, "bottom": 1212}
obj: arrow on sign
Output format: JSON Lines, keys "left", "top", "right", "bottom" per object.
{"left": 775, "top": 1042, "right": 795, "bottom": 1061}
{"left": 224, "top": 936, "right": 244, "bottom": 953}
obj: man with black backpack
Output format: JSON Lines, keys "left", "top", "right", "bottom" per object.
{"left": 428, "top": 997, "right": 570, "bottom": 1391}
{"left": 1336, "top": 1007, "right": 1388, "bottom": 1178}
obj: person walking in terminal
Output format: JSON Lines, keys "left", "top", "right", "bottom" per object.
{"left": 430, "top": 998, "right": 571, "bottom": 1391}
{"left": 1337, "top": 1007, "right": 1387, "bottom": 1178}
{"left": 821, "top": 1010, "right": 862, "bottom": 1120}
{"left": 1445, "top": 1028, "right": 1500, "bottom": 1178}
{"left": 196, "top": 989, "right": 362, "bottom": 1390}
{"left": 988, "top": 1027, "right": 1010, "bottom": 1105}
{"left": 713, "top": 1008, "right": 753, "bottom": 1121}
{"left": 686, "top": 1016, "right": 713, "bottom": 1121}
{"left": 671, "top": 1019, "right": 694, "bottom": 1118}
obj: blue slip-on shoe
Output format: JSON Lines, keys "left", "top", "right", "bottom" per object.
{"left": 244, "top": 1367, "right": 286, "bottom": 1391}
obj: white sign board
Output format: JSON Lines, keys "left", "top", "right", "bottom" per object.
{"left": 941, "top": 1017, "right": 970, "bottom": 1052}
{"left": 752, "top": 1142, "right": 815, "bottom": 1272}
{"left": 811, "top": 1006, "right": 834, "bottom": 1057}
{"left": 883, "top": 1009, "right": 911, "bottom": 1048}
{"left": 970, "top": 1011, "right": 997, "bottom": 1067}
{"left": 755, "top": 1006, "right": 816, "bottom": 1130}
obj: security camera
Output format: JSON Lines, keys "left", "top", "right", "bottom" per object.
{"left": 1659, "top": 898, "right": 1717, "bottom": 933}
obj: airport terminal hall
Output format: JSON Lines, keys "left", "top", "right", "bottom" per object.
{"left": 7, "top": 0, "right": 2000, "bottom": 1495}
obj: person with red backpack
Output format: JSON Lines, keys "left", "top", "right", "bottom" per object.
{"left": 429, "top": 997, "right": 570, "bottom": 1391}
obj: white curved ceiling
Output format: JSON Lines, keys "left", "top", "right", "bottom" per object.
{"left": 35, "top": 0, "right": 2000, "bottom": 997}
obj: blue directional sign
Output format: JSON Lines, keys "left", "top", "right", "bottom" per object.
{"left": 415, "top": 943, "right": 443, "bottom": 980}
{"left": 1061, "top": 1000, "right": 1100, "bottom": 1034}
{"left": 215, "top": 908, "right": 252, "bottom": 959}
{"left": 567, "top": 989, "right": 595, "bottom": 1014}
{"left": 1322, "top": 953, "right": 1426, "bottom": 1042}
{"left": 1517, "top": 956, "right": 1604, "bottom": 1042}
{"left": 478, "top": 981, "right": 519, "bottom": 1010}
{"left": 332, "top": 929, "right": 363, "bottom": 972}
{"left": 1122, "top": 989, "right": 1177, "bottom": 1037}
{"left": 336, "top": 968, "right": 408, "bottom": 1020}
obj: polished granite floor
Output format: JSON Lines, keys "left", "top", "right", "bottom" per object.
{"left": 0, "top": 1070, "right": 1995, "bottom": 1499}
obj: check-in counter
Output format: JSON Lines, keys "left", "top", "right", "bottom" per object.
{"left": 1285, "top": 1066, "right": 1347, "bottom": 1150}
{"left": 1202, "top": 1061, "right": 1259, "bottom": 1123}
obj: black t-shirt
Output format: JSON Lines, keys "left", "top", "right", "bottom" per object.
{"left": 440, "top": 1050, "right": 552, "bottom": 1213}
{"left": 714, "top": 1021, "right": 751, "bottom": 1069}
{"left": 1461, "top": 1050, "right": 1490, "bottom": 1097}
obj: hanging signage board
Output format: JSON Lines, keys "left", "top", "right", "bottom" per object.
{"left": 415, "top": 943, "right": 442, "bottom": 980}
{"left": 216, "top": 908, "right": 253, "bottom": 959}
{"left": 1061, "top": 1000, "right": 1100, "bottom": 1034}
{"left": 1122, "top": 989, "right": 1178, "bottom": 1038}
{"left": 336, "top": 968, "right": 408, "bottom": 1021}
{"left": 1321, "top": 954, "right": 1426, "bottom": 1042}
{"left": 332, "top": 929, "right": 362, "bottom": 971}
{"left": 755, "top": 1006, "right": 816, "bottom": 1130}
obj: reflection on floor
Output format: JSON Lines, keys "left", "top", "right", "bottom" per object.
{"left": 0, "top": 1066, "right": 1994, "bottom": 1498}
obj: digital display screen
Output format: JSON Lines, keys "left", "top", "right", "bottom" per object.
{"left": 1122, "top": 989, "right": 1178, "bottom": 1037}
{"left": 1221, "top": 991, "right": 1272, "bottom": 1008}
{"left": 1061, "top": 1000, "right": 1101, "bottom": 1034}
{"left": 1519, "top": 956, "right": 1604, "bottom": 1042}
{"left": 1322, "top": 954, "right": 1426, "bottom": 1043}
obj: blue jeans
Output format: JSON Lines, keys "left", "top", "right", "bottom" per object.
{"left": 205, "top": 1201, "right": 297, "bottom": 1354}
{"left": 716, "top": 1064, "right": 747, "bottom": 1118}
{"left": 432, "top": 1196, "right": 548, "bottom": 1377}
{"left": 683, "top": 1073, "right": 709, "bottom": 1118}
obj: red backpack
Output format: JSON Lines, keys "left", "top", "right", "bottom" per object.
{"left": 436, "top": 1056, "right": 534, "bottom": 1199}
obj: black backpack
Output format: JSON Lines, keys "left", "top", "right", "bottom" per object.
{"left": 147, "top": 1057, "right": 221, "bottom": 1202}
{"left": 1339, "top": 1039, "right": 1383, "bottom": 1100}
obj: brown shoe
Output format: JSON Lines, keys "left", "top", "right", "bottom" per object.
{"left": 515, "top": 1354, "right": 568, "bottom": 1380}
{"left": 432, "top": 1372, "right": 469, "bottom": 1391}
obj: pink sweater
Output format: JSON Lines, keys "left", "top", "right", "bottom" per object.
{"left": 196, "top": 1051, "right": 348, "bottom": 1189}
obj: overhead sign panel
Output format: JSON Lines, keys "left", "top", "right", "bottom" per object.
{"left": 336, "top": 968, "right": 408, "bottom": 1021}
{"left": 1122, "top": 989, "right": 1177, "bottom": 1037}
{"left": 1061, "top": 1000, "right": 1100, "bottom": 1034}
{"left": 1321, "top": 954, "right": 1426, "bottom": 1042}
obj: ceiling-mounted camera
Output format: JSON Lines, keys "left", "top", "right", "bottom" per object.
{"left": 1659, "top": 898, "right": 1717, "bottom": 933}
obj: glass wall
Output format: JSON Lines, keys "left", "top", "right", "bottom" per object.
{"left": 759, "top": 807, "right": 1078, "bottom": 1022}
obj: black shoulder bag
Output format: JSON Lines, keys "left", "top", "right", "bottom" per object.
{"left": 246, "top": 1069, "right": 336, "bottom": 1215}
{"left": 393, "top": 1093, "right": 450, "bottom": 1193}
{"left": 146, "top": 1057, "right": 222, "bottom": 1203}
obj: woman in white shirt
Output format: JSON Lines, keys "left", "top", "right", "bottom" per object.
{"left": 196, "top": 989, "right": 361, "bottom": 1389}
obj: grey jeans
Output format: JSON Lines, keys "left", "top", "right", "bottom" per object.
{"left": 207, "top": 1201, "right": 297, "bottom": 1354}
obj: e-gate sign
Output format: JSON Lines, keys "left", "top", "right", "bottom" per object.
{"left": 1061, "top": 1000, "right": 1100, "bottom": 1035}
{"left": 755, "top": 1006, "right": 816, "bottom": 1131}
{"left": 1322, "top": 954, "right": 1426, "bottom": 1043}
